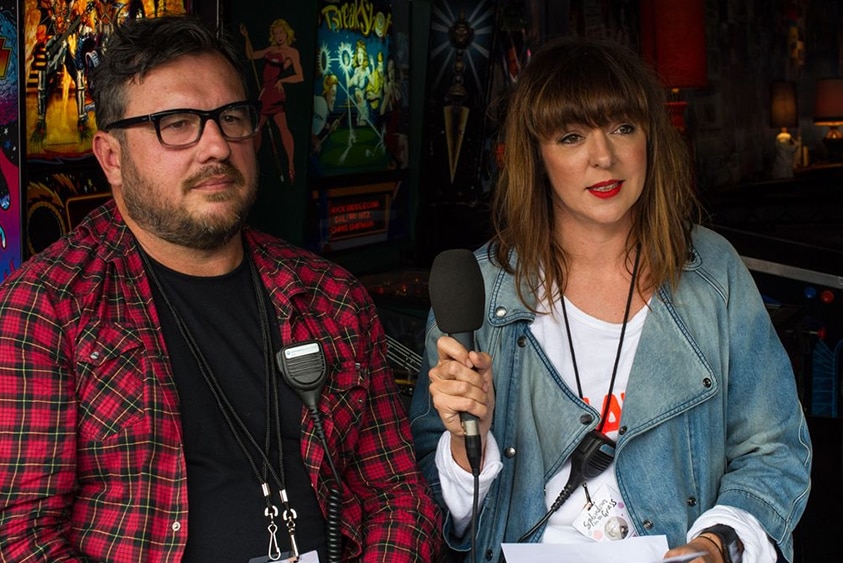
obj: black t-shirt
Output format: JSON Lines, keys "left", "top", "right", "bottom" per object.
{"left": 148, "top": 256, "right": 327, "bottom": 562}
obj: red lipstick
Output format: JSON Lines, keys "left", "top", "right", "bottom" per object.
{"left": 588, "top": 180, "right": 623, "bottom": 199}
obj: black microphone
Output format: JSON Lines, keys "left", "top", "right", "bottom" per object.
{"left": 428, "top": 248, "right": 485, "bottom": 474}
{"left": 277, "top": 340, "right": 327, "bottom": 410}
{"left": 276, "top": 341, "right": 342, "bottom": 563}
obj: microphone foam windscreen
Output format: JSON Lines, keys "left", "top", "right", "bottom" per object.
{"left": 428, "top": 249, "right": 485, "bottom": 334}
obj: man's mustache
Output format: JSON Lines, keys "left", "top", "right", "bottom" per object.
{"left": 184, "top": 163, "right": 245, "bottom": 189}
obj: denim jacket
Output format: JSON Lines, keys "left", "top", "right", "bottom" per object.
{"left": 410, "top": 226, "right": 812, "bottom": 563}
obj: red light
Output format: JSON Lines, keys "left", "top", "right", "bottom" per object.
{"left": 820, "top": 290, "right": 834, "bottom": 304}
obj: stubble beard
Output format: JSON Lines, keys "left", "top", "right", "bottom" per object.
{"left": 121, "top": 154, "right": 257, "bottom": 251}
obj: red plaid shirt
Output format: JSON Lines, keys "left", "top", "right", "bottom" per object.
{"left": 0, "top": 200, "right": 442, "bottom": 562}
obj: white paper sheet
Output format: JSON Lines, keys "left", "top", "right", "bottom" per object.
{"left": 501, "top": 536, "right": 704, "bottom": 563}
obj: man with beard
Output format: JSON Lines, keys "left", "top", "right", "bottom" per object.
{"left": 0, "top": 16, "right": 441, "bottom": 563}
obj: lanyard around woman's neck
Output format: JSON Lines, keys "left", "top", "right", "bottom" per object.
{"left": 140, "top": 248, "right": 300, "bottom": 561}
{"left": 560, "top": 245, "right": 641, "bottom": 433}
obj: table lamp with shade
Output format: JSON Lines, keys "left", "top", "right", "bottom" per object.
{"left": 770, "top": 80, "right": 800, "bottom": 178}
{"left": 814, "top": 78, "right": 843, "bottom": 161}
{"left": 771, "top": 80, "right": 798, "bottom": 142}
{"left": 639, "top": 0, "right": 707, "bottom": 134}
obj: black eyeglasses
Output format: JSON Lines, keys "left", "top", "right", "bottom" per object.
{"left": 103, "top": 101, "right": 261, "bottom": 148}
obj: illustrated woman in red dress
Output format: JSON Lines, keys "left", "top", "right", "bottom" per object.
{"left": 241, "top": 18, "right": 303, "bottom": 183}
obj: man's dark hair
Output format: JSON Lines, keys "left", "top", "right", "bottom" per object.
{"left": 92, "top": 15, "right": 248, "bottom": 130}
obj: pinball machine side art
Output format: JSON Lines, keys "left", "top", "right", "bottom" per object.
{"left": 0, "top": 0, "right": 22, "bottom": 279}
{"left": 25, "top": 162, "right": 108, "bottom": 255}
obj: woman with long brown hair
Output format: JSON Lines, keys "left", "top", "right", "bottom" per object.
{"left": 411, "top": 36, "right": 810, "bottom": 563}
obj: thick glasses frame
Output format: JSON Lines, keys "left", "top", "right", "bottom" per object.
{"left": 103, "top": 101, "right": 261, "bottom": 147}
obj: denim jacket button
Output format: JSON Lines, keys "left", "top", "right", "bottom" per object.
{"left": 579, "top": 414, "right": 593, "bottom": 425}
{"left": 485, "top": 548, "right": 494, "bottom": 560}
{"left": 687, "top": 496, "right": 697, "bottom": 506}
{"left": 703, "top": 378, "right": 713, "bottom": 388}
{"left": 643, "top": 520, "right": 654, "bottom": 529}
{"left": 495, "top": 306, "right": 507, "bottom": 318}
{"left": 517, "top": 336, "right": 527, "bottom": 347}
{"left": 618, "top": 425, "right": 627, "bottom": 435}
{"left": 504, "top": 447, "right": 516, "bottom": 458}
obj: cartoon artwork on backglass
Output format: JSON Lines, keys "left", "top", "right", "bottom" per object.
{"left": 240, "top": 16, "right": 304, "bottom": 185}
{"left": 22, "top": 0, "right": 189, "bottom": 161}
{"left": 310, "top": 0, "right": 409, "bottom": 177}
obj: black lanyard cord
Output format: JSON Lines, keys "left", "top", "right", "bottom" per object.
{"left": 140, "top": 249, "right": 288, "bottom": 506}
{"left": 256, "top": 257, "right": 286, "bottom": 491}
{"left": 561, "top": 245, "right": 641, "bottom": 433}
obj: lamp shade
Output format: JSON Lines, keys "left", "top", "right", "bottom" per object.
{"left": 639, "top": 0, "right": 707, "bottom": 90}
{"left": 770, "top": 81, "right": 798, "bottom": 128}
{"left": 814, "top": 78, "right": 843, "bottom": 125}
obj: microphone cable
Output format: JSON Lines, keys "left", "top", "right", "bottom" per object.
{"left": 466, "top": 437, "right": 481, "bottom": 559}
{"left": 306, "top": 405, "right": 343, "bottom": 563}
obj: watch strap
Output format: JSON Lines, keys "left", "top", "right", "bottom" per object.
{"left": 699, "top": 524, "right": 741, "bottom": 563}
